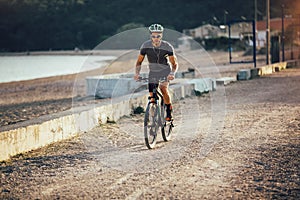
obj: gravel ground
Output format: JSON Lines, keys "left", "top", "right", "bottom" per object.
{"left": 0, "top": 66, "right": 299, "bottom": 199}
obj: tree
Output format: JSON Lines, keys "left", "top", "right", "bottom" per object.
{"left": 116, "top": 23, "right": 144, "bottom": 33}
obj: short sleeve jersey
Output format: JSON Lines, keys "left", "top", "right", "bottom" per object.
{"left": 140, "top": 40, "right": 174, "bottom": 71}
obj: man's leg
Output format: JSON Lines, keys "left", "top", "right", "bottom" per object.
{"left": 159, "top": 81, "right": 173, "bottom": 120}
{"left": 149, "top": 83, "right": 158, "bottom": 102}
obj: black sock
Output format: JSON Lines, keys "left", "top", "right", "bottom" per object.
{"left": 166, "top": 104, "right": 172, "bottom": 112}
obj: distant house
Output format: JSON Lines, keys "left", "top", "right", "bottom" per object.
{"left": 183, "top": 24, "right": 224, "bottom": 39}
{"left": 256, "top": 17, "right": 294, "bottom": 48}
{"left": 183, "top": 22, "right": 252, "bottom": 40}
{"left": 182, "top": 17, "right": 296, "bottom": 49}
{"left": 229, "top": 22, "right": 253, "bottom": 39}
{"left": 177, "top": 35, "right": 192, "bottom": 50}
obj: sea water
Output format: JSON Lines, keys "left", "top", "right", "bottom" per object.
{"left": 0, "top": 55, "right": 115, "bottom": 83}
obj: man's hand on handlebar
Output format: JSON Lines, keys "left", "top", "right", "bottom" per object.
{"left": 167, "top": 72, "right": 175, "bottom": 81}
{"left": 134, "top": 74, "right": 140, "bottom": 81}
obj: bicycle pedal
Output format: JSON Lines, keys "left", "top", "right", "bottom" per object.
{"left": 165, "top": 120, "right": 174, "bottom": 126}
{"left": 165, "top": 118, "right": 173, "bottom": 122}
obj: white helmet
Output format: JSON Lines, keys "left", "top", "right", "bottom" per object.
{"left": 148, "top": 24, "right": 164, "bottom": 33}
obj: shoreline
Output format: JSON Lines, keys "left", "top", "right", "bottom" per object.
{"left": 0, "top": 49, "right": 129, "bottom": 84}
{"left": 0, "top": 49, "right": 132, "bottom": 57}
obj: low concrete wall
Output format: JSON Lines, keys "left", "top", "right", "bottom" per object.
{"left": 235, "top": 62, "right": 288, "bottom": 81}
{"left": 0, "top": 82, "right": 197, "bottom": 161}
{"left": 258, "top": 62, "right": 287, "bottom": 76}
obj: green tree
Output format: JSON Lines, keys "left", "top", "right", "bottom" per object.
{"left": 116, "top": 23, "right": 144, "bottom": 33}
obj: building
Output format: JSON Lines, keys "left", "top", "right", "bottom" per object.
{"left": 183, "top": 24, "right": 224, "bottom": 39}
{"left": 256, "top": 17, "right": 295, "bottom": 48}
{"left": 184, "top": 17, "right": 296, "bottom": 48}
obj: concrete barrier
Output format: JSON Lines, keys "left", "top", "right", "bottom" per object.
{"left": 0, "top": 82, "right": 197, "bottom": 161}
{"left": 287, "top": 60, "right": 300, "bottom": 68}
{"left": 86, "top": 77, "right": 145, "bottom": 98}
{"left": 187, "top": 78, "right": 216, "bottom": 93}
{"left": 273, "top": 62, "right": 287, "bottom": 72}
{"left": 86, "top": 70, "right": 195, "bottom": 98}
{"left": 258, "top": 65, "right": 273, "bottom": 76}
{"left": 250, "top": 68, "right": 259, "bottom": 79}
{"left": 258, "top": 62, "right": 287, "bottom": 76}
{"left": 237, "top": 69, "right": 251, "bottom": 80}
{"left": 216, "top": 77, "right": 236, "bottom": 86}
{"left": 0, "top": 113, "right": 79, "bottom": 162}
{"left": 235, "top": 62, "right": 288, "bottom": 80}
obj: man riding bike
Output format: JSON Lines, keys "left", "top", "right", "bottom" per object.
{"left": 134, "top": 24, "right": 178, "bottom": 121}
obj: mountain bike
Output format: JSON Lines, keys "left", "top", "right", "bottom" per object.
{"left": 139, "top": 77, "right": 174, "bottom": 149}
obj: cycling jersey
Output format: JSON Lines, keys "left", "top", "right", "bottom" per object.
{"left": 140, "top": 40, "right": 174, "bottom": 81}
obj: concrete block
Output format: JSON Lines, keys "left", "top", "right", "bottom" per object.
{"left": 128, "top": 92, "right": 149, "bottom": 112}
{"left": 182, "top": 71, "right": 195, "bottom": 78}
{"left": 258, "top": 65, "right": 273, "bottom": 76}
{"left": 61, "top": 115, "right": 77, "bottom": 139}
{"left": 187, "top": 78, "right": 216, "bottom": 94}
{"left": 86, "top": 77, "right": 144, "bottom": 98}
{"left": 274, "top": 62, "right": 287, "bottom": 72}
{"left": 182, "top": 83, "right": 195, "bottom": 97}
{"left": 203, "top": 78, "right": 217, "bottom": 91}
{"left": 0, "top": 131, "right": 12, "bottom": 160}
{"left": 237, "top": 69, "right": 251, "bottom": 80}
{"left": 168, "top": 84, "right": 183, "bottom": 101}
{"left": 94, "top": 106, "right": 109, "bottom": 124}
{"left": 111, "top": 100, "right": 131, "bottom": 122}
{"left": 287, "top": 60, "right": 299, "bottom": 68}
{"left": 216, "top": 77, "right": 236, "bottom": 86}
{"left": 77, "top": 109, "right": 98, "bottom": 132}
{"left": 168, "top": 83, "right": 192, "bottom": 101}
{"left": 38, "top": 120, "right": 55, "bottom": 145}
{"left": 258, "top": 62, "right": 288, "bottom": 76}
{"left": 25, "top": 125, "right": 39, "bottom": 150}
{"left": 250, "top": 68, "right": 259, "bottom": 79}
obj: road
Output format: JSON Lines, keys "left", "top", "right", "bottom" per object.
{"left": 1, "top": 67, "right": 300, "bottom": 199}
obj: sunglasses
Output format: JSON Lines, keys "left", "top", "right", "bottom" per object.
{"left": 151, "top": 35, "right": 162, "bottom": 39}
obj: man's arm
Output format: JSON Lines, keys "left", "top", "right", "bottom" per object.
{"left": 168, "top": 55, "right": 178, "bottom": 80}
{"left": 134, "top": 54, "right": 145, "bottom": 80}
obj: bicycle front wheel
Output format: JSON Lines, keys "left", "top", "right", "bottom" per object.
{"left": 161, "top": 104, "right": 173, "bottom": 141}
{"left": 144, "top": 103, "right": 159, "bottom": 149}
{"left": 162, "top": 120, "right": 173, "bottom": 141}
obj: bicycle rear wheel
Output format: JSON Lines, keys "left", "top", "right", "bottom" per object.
{"left": 144, "top": 103, "right": 159, "bottom": 149}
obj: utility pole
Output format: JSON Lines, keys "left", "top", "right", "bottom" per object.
{"left": 254, "top": 0, "right": 257, "bottom": 23}
{"left": 254, "top": 0, "right": 257, "bottom": 67}
{"left": 266, "top": 0, "right": 271, "bottom": 64}
{"left": 281, "top": 4, "right": 285, "bottom": 61}
{"left": 224, "top": 10, "right": 228, "bottom": 25}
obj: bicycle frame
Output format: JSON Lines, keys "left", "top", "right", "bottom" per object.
{"left": 148, "top": 87, "right": 165, "bottom": 127}
{"left": 139, "top": 76, "right": 173, "bottom": 149}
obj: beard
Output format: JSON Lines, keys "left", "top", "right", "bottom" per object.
{"left": 152, "top": 40, "right": 161, "bottom": 47}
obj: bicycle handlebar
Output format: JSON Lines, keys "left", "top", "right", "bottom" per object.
{"left": 136, "top": 76, "right": 167, "bottom": 83}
